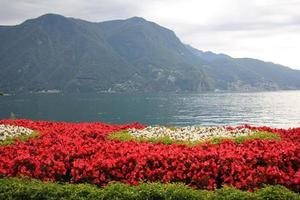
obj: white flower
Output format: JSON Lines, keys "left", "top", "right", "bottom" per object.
{"left": 0, "top": 124, "right": 34, "bottom": 141}
{"left": 128, "top": 125, "right": 254, "bottom": 142}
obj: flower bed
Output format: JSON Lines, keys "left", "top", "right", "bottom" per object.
{"left": 128, "top": 126, "right": 254, "bottom": 142}
{"left": 114, "top": 126, "right": 281, "bottom": 146}
{"left": 0, "top": 119, "right": 299, "bottom": 193}
{"left": 0, "top": 124, "right": 35, "bottom": 142}
{"left": 109, "top": 128, "right": 281, "bottom": 146}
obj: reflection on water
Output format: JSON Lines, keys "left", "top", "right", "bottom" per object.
{"left": 0, "top": 91, "right": 299, "bottom": 128}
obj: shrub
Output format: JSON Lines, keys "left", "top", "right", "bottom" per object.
{"left": 212, "top": 187, "right": 254, "bottom": 200}
{"left": 254, "top": 185, "right": 300, "bottom": 200}
{"left": 0, "top": 178, "right": 299, "bottom": 200}
{"left": 0, "top": 177, "right": 103, "bottom": 200}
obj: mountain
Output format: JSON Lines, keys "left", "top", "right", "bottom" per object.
{"left": 185, "top": 45, "right": 300, "bottom": 90}
{"left": 0, "top": 13, "right": 300, "bottom": 93}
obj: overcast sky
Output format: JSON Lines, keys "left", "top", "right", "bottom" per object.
{"left": 1, "top": 0, "right": 300, "bottom": 69}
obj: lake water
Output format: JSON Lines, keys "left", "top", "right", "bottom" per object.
{"left": 0, "top": 91, "right": 300, "bottom": 128}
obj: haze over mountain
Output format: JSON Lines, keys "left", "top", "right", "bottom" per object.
{"left": 1, "top": 13, "right": 300, "bottom": 93}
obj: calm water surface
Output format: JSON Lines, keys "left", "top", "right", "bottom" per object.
{"left": 0, "top": 91, "right": 299, "bottom": 128}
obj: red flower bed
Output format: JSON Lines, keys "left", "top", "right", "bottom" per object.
{"left": 0, "top": 119, "right": 299, "bottom": 192}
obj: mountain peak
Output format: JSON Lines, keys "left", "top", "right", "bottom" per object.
{"left": 19, "top": 13, "right": 76, "bottom": 30}
{"left": 22, "top": 13, "right": 68, "bottom": 25}
{"left": 126, "top": 16, "right": 147, "bottom": 23}
{"left": 36, "top": 13, "right": 67, "bottom": 21}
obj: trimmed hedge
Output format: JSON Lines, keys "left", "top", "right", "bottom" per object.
{"left": 0, "top": 178, "right": 299, "bottom": 200}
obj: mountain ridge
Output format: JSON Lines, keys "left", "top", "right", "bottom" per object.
{"left": 0, "top": 13, "right": 300, "bottom": 93}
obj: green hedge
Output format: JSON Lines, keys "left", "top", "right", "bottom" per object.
{"left": 0, "top": 178, "right": 299, "bottom": 200}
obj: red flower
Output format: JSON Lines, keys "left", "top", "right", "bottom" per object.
{"left": 0, "top": 119, "right": 299, "bottom": 192}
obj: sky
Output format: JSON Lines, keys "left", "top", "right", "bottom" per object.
{"left": 0, "top": 0, "right": 300, "bottom": 69}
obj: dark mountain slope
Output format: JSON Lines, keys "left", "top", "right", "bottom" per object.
{"left": 0, "top": 14, "right": 137, "bottom": 92}
{"left": 97, "top": 17, "right": 212, "bottom": 91}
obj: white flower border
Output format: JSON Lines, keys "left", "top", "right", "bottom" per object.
{"left": 128, "top": 126, "right": 254, "bottom": 142}
{"left": 0, "top": 124, "right": 34, "bottom": 141}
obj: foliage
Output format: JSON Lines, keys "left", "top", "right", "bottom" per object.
{"left": 0, "top": 178, "right": 299, "bottom": 200}
{"left": 108, "top": 130, "right": 135, "bottom": 142}
{"left": 0, "top": 131, "right": 39, "bottom": 146}
{"left": 209, "top": 131, "right": 281, "bottom": 144}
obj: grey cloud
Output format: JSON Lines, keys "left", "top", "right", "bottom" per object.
{"left": 179, "top": 18, "right": 300, "bottom": 38}
{"left": 0, "top": 0, "right": 160, "bottom": 25}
